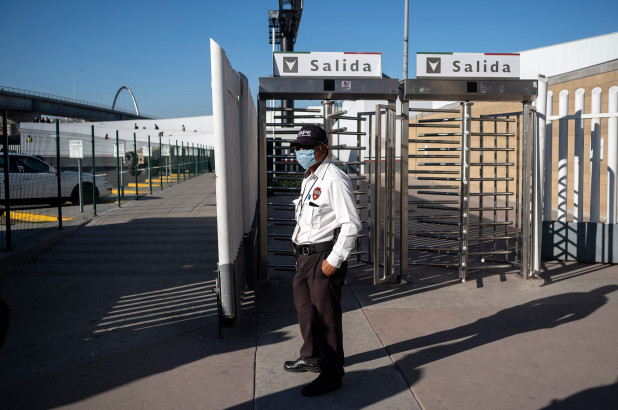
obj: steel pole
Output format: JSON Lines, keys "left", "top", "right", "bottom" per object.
{"left": 373, "top": 106, "right": 383, "bottom": 284}
{"left": 148, "top": 135, "right": 152, "bottom": 194}
{"left": 3, "top": 110, "right": 12, "bottom": 249}
{"left": 400, "top": 100, "right": 409, "bottom": 280}
{"left": 116, "top": 130, "right": 121, "bottom": 207}
{"left": 459, "top": 102, "right": 473, "bottom": 282}
{"left": 56, "top": 120, "right": 63, "bottom": 229}
{"left": 134, "top": 132, "right": 139, "bottom": 200}
{"left": 78, "top": 158, "right": 83, "bottom": 213}
{"left": 92, "top": 125, "right": 96, "bottom": 216}
{"left": 159, "top": 136, "right": 163, "bottom": 190}
{"left": 403, "top": 0, "right": 409, "bottom": 80}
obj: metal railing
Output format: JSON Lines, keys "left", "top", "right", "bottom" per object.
{"left": 1, "top": 120, "right": 214, "bottom": 253}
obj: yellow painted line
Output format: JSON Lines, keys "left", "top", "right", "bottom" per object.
{"left": 10, "top": 211, "right": 72, "bottom": 223}
{"left": 114, "top": 190, "right": 141, "bottom": 195}
{"left": 126, "top": 183, "right": 151, "bottom": 188}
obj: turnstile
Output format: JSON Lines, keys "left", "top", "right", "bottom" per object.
{"left": 257, "top": 77, "right": 399, "bottom": 283}
{"left": 256, "top": 77, "right": 539, "bottom": 284}
{"left": 400, "top": 79, "right": 539, "bottom": 281}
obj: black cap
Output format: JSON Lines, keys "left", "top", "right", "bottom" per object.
{"left": 290, "top": 124, "right": 328, "bottom": 148}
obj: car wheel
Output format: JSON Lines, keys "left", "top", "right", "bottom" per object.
{"left": 71, "top": 184, "right": 99, "bottom": 204}
{"left": 83, "top": 183, "right": 100, "bottom": 204}
{"left": 70, "top": 186, "right": 80, "bottom": 204}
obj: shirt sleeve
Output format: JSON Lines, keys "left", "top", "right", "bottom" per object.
{"left": 326, "top": 172, "right": 362, "bottom": 268}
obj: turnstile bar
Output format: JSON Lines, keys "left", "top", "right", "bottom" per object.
{"left": 410, "top": 108, "right": 460, "bottom": 113}
{"left": 410, "top": 155, "right": 460, "bottom": 158}
{"left": 409, "top": 124, "right": 460, "bottom": 128}
{"left": 418, "top": 133, "right": 462, "bottom": 137}
{"left": 409, "top": 139, "right": 460, "bottom": 144}
{"left": 471, "top": 132, "right": 516, "bottom": 137}
{"left": 409, "top": 185, "right": 459, "bottom": 189}
{"left": 417, "top": 162, "right": 461, "bottom": 166}
{"left": 470, "top": 177, "right": 515, "bottom": 182}
{"left": 409, "top": 200, "right": 459, "bottom": 205}
{"left": 418, "top": 117, "right": 461, "bottom": 123}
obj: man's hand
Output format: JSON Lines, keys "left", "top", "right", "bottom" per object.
{"left": 322, "top": 259, "right": 337, "bottom": 277}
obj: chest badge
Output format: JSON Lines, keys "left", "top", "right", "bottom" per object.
{"left": 312, "top": 187, "right": 322, "bottom": 200}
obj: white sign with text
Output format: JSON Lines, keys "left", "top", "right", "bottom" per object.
{"left": 113, "top": 143, "right": 125, "bottom": 158}
{"left": 416, "top": 52, "right": 520, "bottom": 79}
{"left": 69, "top": 140, "right": 83, "bottom": 159}
{"left": 273, "top": 52, "right": 382, "bottom": 78}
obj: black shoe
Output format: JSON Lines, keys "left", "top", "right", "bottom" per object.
{"left": 301, "top": 372, "right": 343, "bottom": 397}
{"left": 284, "top": 358, "right": 320, "bottom": 373}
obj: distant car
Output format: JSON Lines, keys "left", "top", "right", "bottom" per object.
{"left": 0, "top": 152, "right": 113, "bottom": 205}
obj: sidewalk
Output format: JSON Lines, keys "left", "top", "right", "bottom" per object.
{"left": 1, "top": 173, "right": 617, "bottom": 409}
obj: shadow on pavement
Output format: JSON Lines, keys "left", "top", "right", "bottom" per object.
{"left": 540, "top": 379, "right": 618, "bottom": 410}
{"left": 0, "top": 214, "right": 248, "bottom": 407}
{"left": 348, "top": 285, "right": 618, "bottom": 369}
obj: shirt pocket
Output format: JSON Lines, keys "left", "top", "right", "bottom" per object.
{"left": 311, "top": 203, "right": 326, "bottom": 229}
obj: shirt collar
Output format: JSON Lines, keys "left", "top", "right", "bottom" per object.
{"left": 304, "top": 157, "right": 331, "bottom": 179}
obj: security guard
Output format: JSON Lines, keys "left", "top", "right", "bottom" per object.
{"left": 284, "top": 124, "right": 361, "bottom": 396}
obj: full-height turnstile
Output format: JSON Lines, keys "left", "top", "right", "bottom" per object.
{"left": 257, "top": 77, "right": 400, "bottom": 283}
{"left": 399, "top": 79, "right": 539, "bottom": 282}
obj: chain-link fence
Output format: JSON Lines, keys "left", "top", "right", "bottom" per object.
{"left": 1, "top": 120, "right": 214, "bottom": 252}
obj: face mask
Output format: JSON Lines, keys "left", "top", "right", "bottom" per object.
{"left": 296, "top": 149, "right": 316, "bottom": 170}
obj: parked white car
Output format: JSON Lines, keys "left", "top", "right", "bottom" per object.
{"left": 0, "top": 152, "right": 113, "bottom": 204}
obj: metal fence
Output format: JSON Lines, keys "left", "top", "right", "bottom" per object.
{"left": 1, "top": 119, "right": 214, "bottom": 253}
{"left": 538, "top": 83, "right": 618, "bottom": 262}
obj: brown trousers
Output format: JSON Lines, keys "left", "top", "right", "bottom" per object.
{"left": 293, "top": 251, "right": 347, "bottom": 374}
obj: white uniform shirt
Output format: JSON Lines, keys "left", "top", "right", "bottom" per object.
{"left": 292, "top": 157, "right": 362, "bottom": 268}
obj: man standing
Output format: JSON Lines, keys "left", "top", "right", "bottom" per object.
{"left": 284, "top": 124, "right": 361, "bottom": 396}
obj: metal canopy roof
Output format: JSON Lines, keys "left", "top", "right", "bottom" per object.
{"left": 258, "top": 77, "right": 400, "bottom": 101}
{"left": 401, "top": 79, "right": 538, "bottom": 102}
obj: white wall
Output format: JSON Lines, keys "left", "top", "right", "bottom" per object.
{"left": 21, "top": 116, "right": 215, "bottom": 148}
{"left": 520, "top": 32, "right": 618, "bottom": 79}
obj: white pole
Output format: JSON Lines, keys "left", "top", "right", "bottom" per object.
{"left": 534, "top": 74, "right": 548, "bottom": 272}
{"left": 557, "top": 90, "right": 569, "bottom": 222}
{"left": 608, "top": 86, "right": 618, "bottom": 223}
{"left": 545, "top": 91, "right": 553, "bottom": 220}
{"left": 590, "top": 87, "right": 602, "bottom": 222}
{"left": 574, "top": 89, "right": 585, "bottom": 222}
{"left": 403, "top": 0, "right": 409, "bottom": 80}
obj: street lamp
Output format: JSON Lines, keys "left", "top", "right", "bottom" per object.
{"left": 73, "top": 69, "right": 84, "bottom": 102}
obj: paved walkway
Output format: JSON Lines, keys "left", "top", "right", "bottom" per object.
{"left": 1, "top": 173, "right": 617, "bottom": 409}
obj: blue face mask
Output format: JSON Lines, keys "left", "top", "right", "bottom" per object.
{"left": 296, "top": 149, "right": 316, "bottom": 170}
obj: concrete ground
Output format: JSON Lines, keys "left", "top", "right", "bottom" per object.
{"left": 1, "top": 173, "right": 617, "bottom": 409}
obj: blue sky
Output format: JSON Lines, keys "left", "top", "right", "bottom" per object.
{"left": 2, "top": 0, "right": 617, "bottom": 118}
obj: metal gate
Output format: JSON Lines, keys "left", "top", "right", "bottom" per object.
{"left": 399, "top": 79, "right": 539, "bottom": 282}
{"left": 257, "top": 77, "right": 399, "bottom": 279}
{"left": 256, "top": 77, "right": 539, "bottom": 283}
